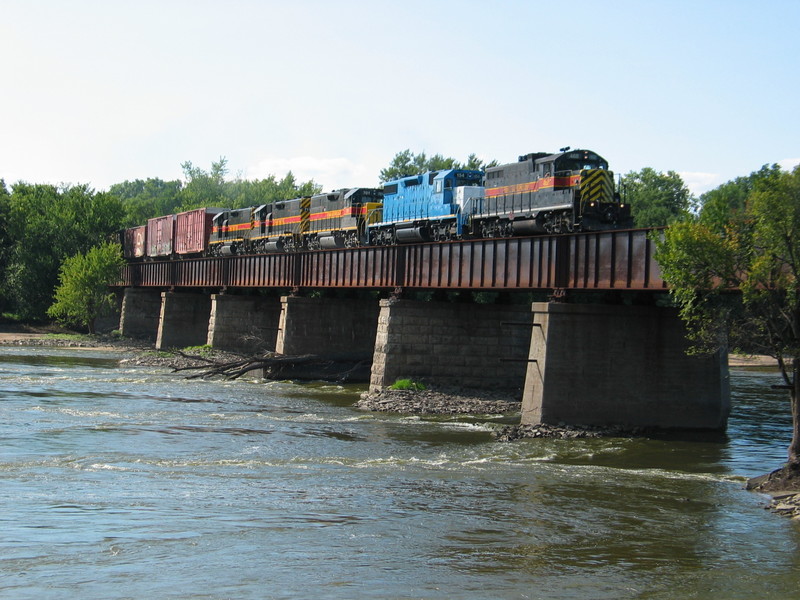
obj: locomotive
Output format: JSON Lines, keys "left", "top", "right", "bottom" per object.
{"left": 122, "top": 148, "right": 631, "bottom": 260}
{"left": 478, "top": 148, "right": 629, "bottom": 235}
{"left": 208, "top": 187, "right": 383, "bottom": 255}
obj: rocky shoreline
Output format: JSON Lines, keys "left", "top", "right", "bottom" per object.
{"left": 747, "top": 463, "right": 800, "bottom": 520}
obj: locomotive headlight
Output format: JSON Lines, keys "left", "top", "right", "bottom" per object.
{"left": 589, "top": 202, "right": 595, "bottom": 207}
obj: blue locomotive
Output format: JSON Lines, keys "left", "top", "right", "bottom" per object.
{"left": 368, "top": 169, "right": 484, "bottom": 245}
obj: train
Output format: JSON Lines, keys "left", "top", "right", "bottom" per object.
{"left": 121, "top": 148, "right": 631, "bottom": 260}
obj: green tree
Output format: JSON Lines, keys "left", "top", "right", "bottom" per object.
{"left": 179, "top": 157, "right": 229, "bottom": 209}
{"left": 177, "top": 158, "right": 321, "bottom": 211}
{"left": 109, "top": 178, "right": 183, "bottom": 226}
{"left": 0, "top": 180, "right": 11, "bottom": 313}
{"left": 3, "top": 183, "right": 124, "bottom": 320}
{"left": 699, "top": 164, "right": 782, "bottom": 229}
{"left": 655, "top": 165, "right": 800, "bottom": 468}
{"left": 47, "top": 241, "right": 125, "bottom": 333}
{"left": 379, "top": 150, "right": 497, "bottom": 182}
{"left": 621, "top": 168, "right": 694, "bottom": 228}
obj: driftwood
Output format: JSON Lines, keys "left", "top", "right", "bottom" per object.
{"left": 170, "top": 351, "right": 370, "bottom": 383}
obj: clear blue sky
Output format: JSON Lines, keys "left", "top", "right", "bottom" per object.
{"left": 1, "top": 0, "right": 798, "bottom": 196}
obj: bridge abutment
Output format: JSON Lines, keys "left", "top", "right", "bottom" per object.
{"left": 119, "top": 288, "right": 162, "bottom": 341}
{"left": 208, "top": 294, "right": 281, "bottom": 353}
{"left": 369, "top": 298, "right": 532, "bottom": 393}
{"left": 275, "top": 296, "right": 380, "bottom": 360}
{"left": 521, "top": 302, "right": 730, "bottom": 430}
{"left": 155, "top": 292, "right": 212, "bottom": 350}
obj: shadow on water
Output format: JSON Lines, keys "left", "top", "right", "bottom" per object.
{"left": 0, "top": 352, "right": 121, "bottom": 369}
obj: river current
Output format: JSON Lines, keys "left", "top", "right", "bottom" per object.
{"left": 0, "top": 346, "right": 798, "bottom": 599}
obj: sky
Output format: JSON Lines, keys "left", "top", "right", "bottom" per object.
{"left": 1, "top": 0, "right": 798, "bottom": 197}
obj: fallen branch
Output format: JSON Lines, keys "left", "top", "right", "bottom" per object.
{"left": 172, "top": 352, "right": 370, "bottom": 383}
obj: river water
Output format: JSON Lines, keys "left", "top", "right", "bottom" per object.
{"left": 0, "top": 346, "right": 798, "bottom": 599}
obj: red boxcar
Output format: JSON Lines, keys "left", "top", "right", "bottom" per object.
{"left": 146, "top": 214, "right": 175, "bottom": 258}
{"left": 122, "top": 225, "right": 147, "bottom": 259}
{"left": 174, "top": 208, "right": 225, "bottom": 255}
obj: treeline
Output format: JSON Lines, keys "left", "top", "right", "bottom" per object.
{"left": 116, "top": 158, "right": 321, "bottom": 228}
{"left": 0, "top": 158, "right": 320, "bottom": 321}
{"left": 0, "top": 149, "right": 787, "bottom": 325}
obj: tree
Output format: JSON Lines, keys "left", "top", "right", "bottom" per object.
{"left": 379, "top": 150, "right": 497, "bottom": 182}
{"left": 109, "top": 178, "right": 183, "bottom": 226}
{"left": 177, "top": 158, "right": 321, "bottom": 211}
{"left": 698, "top": 164, "right": 782, "bottom": 229}
{"left": 0, "top": 180, "right": 11, "bottom": 313}
{"left": 655, "top": 165, "right": 800, "bottom": 468}
{"left": 2, "top": 183, "right": 124, "bottom": 320}
{"left": 180, "top": 157, "right": 229, "bottom": 209}
{"left": 621, "top": 168, "right": 694, "bottom": 228}
{"left": 47, "top": 241, "right": 125, "bottom": 334}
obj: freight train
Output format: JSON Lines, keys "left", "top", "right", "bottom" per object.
{"left": 121, "top": 148, "right": 631, "bottom": 260}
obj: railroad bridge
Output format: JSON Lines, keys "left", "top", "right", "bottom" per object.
{"left": 115, "top": 228, "right": 730, "bottom": 431}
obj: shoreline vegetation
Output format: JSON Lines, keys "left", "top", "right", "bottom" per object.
{"left": 1, "top": 326, "right": 798, "bottom": 519}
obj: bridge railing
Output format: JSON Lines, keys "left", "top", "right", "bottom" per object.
{"left": 118, "top": 228, "right": 667, "bottom": 292}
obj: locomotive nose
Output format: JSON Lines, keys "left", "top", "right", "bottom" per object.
{"left": 580, "top": 169, "right": 614, "bottom": 206}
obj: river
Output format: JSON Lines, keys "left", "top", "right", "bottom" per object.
{"left": 0, "top": 346, "right": 798, "bottom": 599}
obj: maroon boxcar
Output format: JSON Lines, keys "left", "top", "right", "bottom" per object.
{"left": 174, "top": 208, "right": 225, "bottom": 256}
{"left": 122, "top": 225, "right": 147, "bottom": 260}
{"left": 146, "top": 214, "right": 175, "bottom": 258}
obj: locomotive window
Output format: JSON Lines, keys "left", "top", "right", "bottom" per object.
{"left": 383, "top": 184, "right": 398, "bottom": 195}
{"left": 434, "top": 180, "right": 443, "bottom": 193}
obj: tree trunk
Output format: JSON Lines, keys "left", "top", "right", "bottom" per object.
{"left": 790, "top": 357, "right": 800, "bottom": 463}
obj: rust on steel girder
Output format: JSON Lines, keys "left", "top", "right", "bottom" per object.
{"left": 118, "top": 228, "right": 667, "bottom": 293}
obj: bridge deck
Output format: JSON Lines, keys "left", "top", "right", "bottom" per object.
{"left": 118, "top": 228, "right": 666, "bottom": 292}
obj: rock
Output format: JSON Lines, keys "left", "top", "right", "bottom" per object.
{"left": 492, "top": 422, "right": 634, "bottom": 441}
{"left": 357, "top": 387, "right": 520, "bottom": 415}
{"left": 747, "top": 462, "right": 800, "bottom": 519}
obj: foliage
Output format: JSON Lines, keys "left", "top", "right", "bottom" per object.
{"left": 108, "top": 158, "right": 323, "bottom": 223}
{"left": 178, "top": 158, "right": 321, "bottom": 211}
{"left": 182, "top": 344, "right": 214, "bottom": 357}
{"left": 3, "top": 183, "right": 125, "bottom": 320}
{"left": 655, "top": 165, "right": 800, "bottom": 462}
{"left": 389, "top": 378, "right": 427, "bottom": 391}
{"left": 698, "top": 164, "right": 782, "bottom": 230}
{"left": 109, "top": 178, "right": 183, "bottom": 227}
{"left": 621, "top": 167, "right": 694, "bottom": 228}
{"left": 379, "top": 150, "right": 497, "bottom": 182}
{"left": 47, "top": 242, "right": 125, "bottom": 333}
{"left": 0, "top": 180, "right": 11, "bottom": 313}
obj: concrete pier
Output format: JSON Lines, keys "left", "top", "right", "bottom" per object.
{"left": 369, "top": 298, "right": 533, "bottom": 393}
{"left": 155, "top": 292, "right": 212, "bottom": 350}
{"left": 118, "top": 288, "right": 162, "bottom": 341}
{"left": 275, "top": 296, "right": 380, "bottom": 360}
{"left": 207, "top": 294, "right": 281, "bottom": 353}
{"left": 521, "top": 302, "right": 730, "bottom": 430}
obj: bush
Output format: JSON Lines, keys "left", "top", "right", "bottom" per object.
{"left": 389, "top": 378, "right": 427, "bottom": 391}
